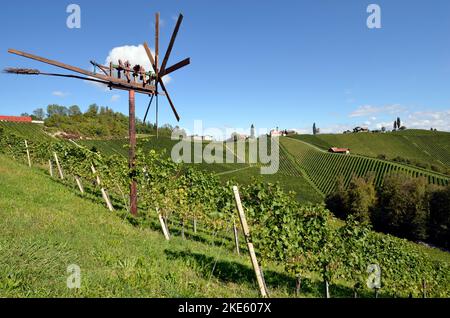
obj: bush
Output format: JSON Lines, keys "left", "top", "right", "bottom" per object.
{"left": 374, "top": 173, "right": 429, "bottom": 242}
{"left": 347, "top": 174, "right": 376, "bottom": 224}
{"left": 428, "top": 185, "right": 450, "bottom": 249}
{"left": 325, "top": 176, "right": 348, "bottom": 219}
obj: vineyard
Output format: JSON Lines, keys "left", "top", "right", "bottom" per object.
{"left": 281, "top": 137, "right": 449, "bottom": 196}
{"left": 292, "top": 130, "right": 450, "bottom": 173}
{"left": 1, "top": 125, "right": 449, "bottom": 298}
{"left": 0, "top": 122, "right": 54, "bottom": 142}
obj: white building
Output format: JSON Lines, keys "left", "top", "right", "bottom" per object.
{"left": 270, "top": 129, "right": 285, "bottom": 137}
{"left": 189, "top": 135, "right": 214, "bottom": 142}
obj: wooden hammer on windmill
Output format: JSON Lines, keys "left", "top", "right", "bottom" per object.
{"left": 4, "top": 13, "right": 190, "bottom": 216}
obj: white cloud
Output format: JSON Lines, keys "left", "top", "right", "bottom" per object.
{"left": 105, "top": 44, "right": 154, "bottom": 73}
{"left": 86, "top": 44, "right": 172, "bottom": 91}
{"left": 111, "top": 94, "right": 120, "bottom": 102}
{"left": 84, "top": 78, "right": 110, "bottom": 91}
{"left": 374, "top": 121, "right": 393, "bottom": 130}
{"left": 104, "top": 44, "right": 171, "bottom": 84}
{"left": 405, "top": 110, "right": 450, "bottom": 131}
{"left": 344, "top": 89, "right": 357, "bottom": 104}
{"left": 292, "top": 128, "right": 310, "bottom": 134}
{"left": 52, "top": 91, "right": 69, "bottom": 97}
{"left": 349, "top": 104, "right": 405, "bottom": 118}
{"left": 367, "top": 110, "right": 450, "bottom": 132}
{"left": 293, "top": 124, "right": 354, "bottom": 134}
{"left": 318, "top": 124, "right": 354, "bottom": 134}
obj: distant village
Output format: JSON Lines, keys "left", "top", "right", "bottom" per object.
{"left": 2, "top": 116, "right": 416, "bottom": 146}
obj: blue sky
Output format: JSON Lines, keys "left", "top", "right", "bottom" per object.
{"left": 1, "top": 0, "right": 450, "bottom": 135}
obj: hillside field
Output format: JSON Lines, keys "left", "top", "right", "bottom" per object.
{"left": 1, "top": 124, "right": 450, "bottom": 298}
{"left": 1, "top": 155, "right": 449, "bottom": 297}
{"left": 293, "top": 130, "right": 450, "bottom": 173}
{"left": 0, "top": 154, "right": 294, "bottom": 297}
{"left": 77, "top": 137, "right": 324, "bottom": 203}
{"left": 2, "top": 123, "right": 449, "bottom": 204}
{"left": 280, "top": 137, "right": 449, "bottom": 196}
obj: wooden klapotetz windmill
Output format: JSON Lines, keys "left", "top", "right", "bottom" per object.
{"left": 5, "top": 13, "right": 190, "bottom": 215}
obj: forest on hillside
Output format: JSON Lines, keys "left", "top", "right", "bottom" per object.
{"left": 22, "top": 104, "right": 177, "bottom": 139}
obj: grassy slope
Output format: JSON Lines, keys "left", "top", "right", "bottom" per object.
{"left": 0, "top": 155, "right": 294, "bottom": 297}
{"left": 1, "top": 155, "right": 449, "bottom": 297}
{"left": 293, "top": 130, "right": 450, "bottom": 170}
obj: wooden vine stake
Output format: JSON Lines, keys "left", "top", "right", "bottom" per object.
{"left": 91, "top": 164, "right": 114, "bottom": 211}
{"left": 48, "top": 160, "right": 54, "bottom": 177}
{"left": 233, "top": 217, "right": 240, "bottom": 255}
{"left": 422, "top": 279, "right": 427, "bottom": 298}
{"left": 24, "top": 140, "right": 31, "bottom": 167}
{"left": 232, "top": 186, "right": 268, "bottom": 298}
{"left": 53, "top": 152, "right": 64, "bottom": 179}
{"left": 156, "top": 208, "right": 170, "bottom": 241}
{"left": 325, "top": 280, "right": 330, "bottom": 299}
{"left": 75, "top": 176, "right": 84, "bottom": 193}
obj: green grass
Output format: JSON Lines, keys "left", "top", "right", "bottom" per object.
{"left": 0, "top": 154, "right": 376, "bottom": 298}
{"left": 0, "top": 154, "right": 297, "bottom": 297}
{"left": 293, "top": 130, "right": 450, "bottom": 172}
{"left": 1, "top": 154, "right": 449, "bottom": 297}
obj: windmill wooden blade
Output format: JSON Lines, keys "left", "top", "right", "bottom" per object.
{"left": 143, "top": 42, "right": 157, "bottom": 72}
{"left": 8, "top": 49, "right": 156, "bottom": 94}
{"left": 161, "top": 58, "right": 190, "bottom": 77}
{"left": 158, "top": 77, "right": 180, "bottom": 121}
{"left": 4, "top": 67, "right": 109, "bottom": 85}
{"left": 155, "top": 12, "right": 160, "bottom": 75}
{"left": 143, "top": 94, "right": 155, "bottom": 123}
{"left": 160, "top": 14, "right": 183, "bottom": 74}
{"left": 9, "top": 49, "right": 100, "bottom": 80}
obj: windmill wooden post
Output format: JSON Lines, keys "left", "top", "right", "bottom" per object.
{"left": 129, "top": 89, "right": 138, "bottom": 215}
{"left": 5, "top": 12, "right": 190, "bottom": 216}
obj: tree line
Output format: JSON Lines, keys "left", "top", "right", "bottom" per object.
{"left": 21, "top": 104, "right": 177, "bottom": 139}
{"left": 326, "top": 173, "right": 450, "bottom": 250}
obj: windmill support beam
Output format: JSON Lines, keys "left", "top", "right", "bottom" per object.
{"left": 7, "top": 49, "right": 157, "bottom": 94}
{"left": 6, "top": 12, "right": 190, "bottom": 217}
{"left": 129, "top": 89, "right": 138, "bottom": 216}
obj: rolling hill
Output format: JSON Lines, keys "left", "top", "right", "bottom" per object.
{"left": 280, "top": 137, "right": 449, "bottom": 196}
{"left": 1, "top": 125, "right": 450, "bottom": 298}
{"left": 76, "top": 137, "right": 323, "bottom": 203}
{"left": 0, "top": 121, "right": 54, "bottom": 142}
{"left": 2, "top": 123, "right": 449, "bottom": 203}
{"left": 292, "top": 130, "right": 450, "bottom": 174}
{"left": 1, "top": 148, "right": 449, "bottom": 297}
